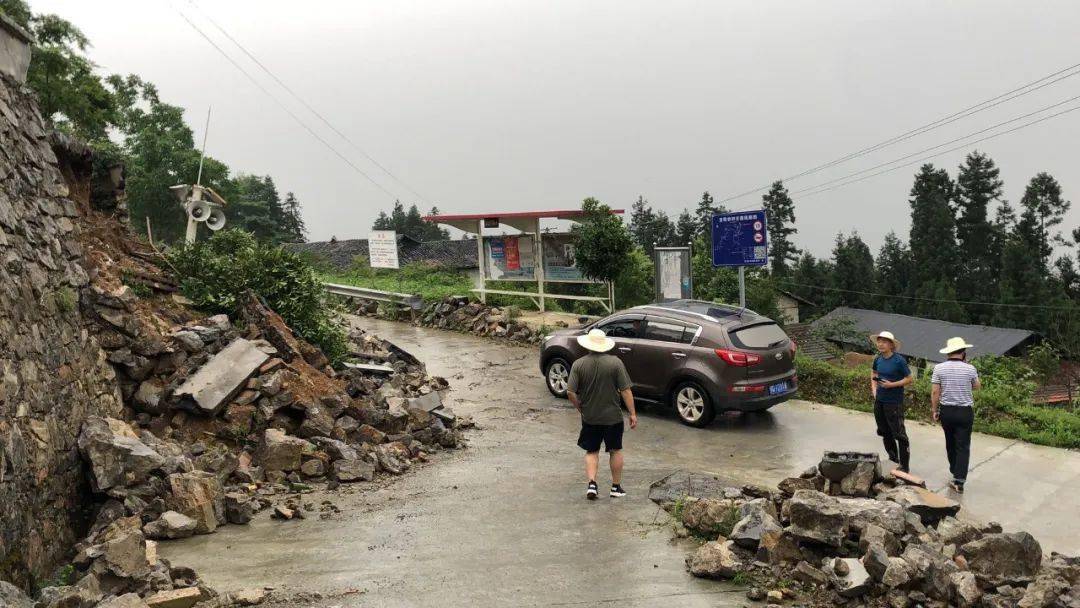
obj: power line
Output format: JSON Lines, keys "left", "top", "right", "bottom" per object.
{"left": 186, "top": 0, "right": 433, "bottom": 206}
{"left": 782, "top": 92, "right": 1080, "bottom": 197}
{"left": 777, "top": 280, "right": 1078, "bottom": 311}
{"left": 168, "top": 2, "right": 401, "bottom": 201}
{"left": 790, "top": 102, "right": 1080, "bottom": 200}
{"left": 719, "top": 60, "right": 1080, "bottom": 204}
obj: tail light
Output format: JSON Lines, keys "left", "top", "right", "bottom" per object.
{"left": 789, "top": 338, "right": 797, "bottom": 356}
{"left": 715, "top": 349, "right": 762, "bottom": 367}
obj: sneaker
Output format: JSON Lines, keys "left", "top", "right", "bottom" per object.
{"left": 586, "top": 481, "right": 598, "bottom": 500}
{"left": 610, "top": 484, "right": 627, "bottom": 498}
{"left": 948, "top": 480, "right": 965, "bottom": 494}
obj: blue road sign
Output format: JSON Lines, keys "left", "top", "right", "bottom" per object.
{"left": 712, "top": 210, "right": 768, "bottom": 267}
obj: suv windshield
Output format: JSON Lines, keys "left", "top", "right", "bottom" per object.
{"left": 729, "top": 323, "right": 788, "bottom": 349}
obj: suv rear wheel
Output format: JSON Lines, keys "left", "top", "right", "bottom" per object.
{"left": 545, "top": 357, "right": 571, "bottom": 398}
{"left": 672, "top": 380, "right": 716, "bottom": 427}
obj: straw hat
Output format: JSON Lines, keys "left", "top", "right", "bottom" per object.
{"left": 939, "top": 336, "right": 974, "bottom": 355}
{"left": 869, "top": 330, "right": 902, "bottom": 350}
{"left": 577, "top": 328, "right": 616, "bottom": 353}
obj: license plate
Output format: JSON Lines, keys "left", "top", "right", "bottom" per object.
{"left": 769, "top": 382, "right": 788, "bottom": 395}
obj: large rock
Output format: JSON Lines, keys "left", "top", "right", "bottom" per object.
{"left": 1017, "top": 574, "right": 1071, "bottom": 608}
{"left": 332, "top": 459, "right": 375, "bottom": 483}
{"left": 788, "top": 490, "right": 846, "bottom": 547}
{"left": 0, "top": 581, "right": 33, "bottom": 608}
{"left": 860, "top": 523, "right": 902, "bottom": 556}
{"left": 949, "top": 571, "right": 982, "bottom": 607}
{"left": 258, "top": 429, "right": 312, "bottom": 472}
{"left": 298, "top": 405, "right": 335, "bottom": 439}
{"left": 97, "top": 595, "right": 150, "bottom": 608}
{"left": 143, "top": 511, "right": 197, "bottom": 540}
{"left": 836, "top": 496, "right": 906, "bottom": 535}
{"left": 144, "top": 588, "right": 203, "bottom": 608}
{"left": 686, "top": 540, "right": 745, "bottom": 579}
{"left": 863, "top": 542, "right": 892, "bottom": 582}
{"left": 375, "top": 442, "right": 412, "bottom": 475}
{"left": 757, "top": 529, "right": 802, "bottom": 565}
{"left": 98, "top": 522, "right": 151, "bottom": 580}
{"left": 165, "top": 471, "right": 224, "bottom": 534}
{"left": 310, "top": 437, "right": 359, "bottom": 462}
{"left": 648, "top": 471, "right": 741, "bottom": 509}
{"left": 881, "top": 557, "right": 914, "bottom": 588}
{"left": 78, "top": 417, "right": 165, "bottom": 491}
{"left": 962, "top": 532, "right": 1043, "bottom": 585}
{"left": 729, "top": 499, "right": 782, "bottom": 549}
{"left": 936, "top": 516, "right": 982, "bottom": 546}
{"left": 224, "top": 492, "right": 255, "bottom": 524}
{"left": 680, "top": 498, "right": 738, "bottom": 537}
{"left": 881, "top": 486, "right": 960, "bottom": 525}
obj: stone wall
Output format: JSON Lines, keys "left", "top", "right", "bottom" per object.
{"left": 0, "top": 72, "right": 122, "bottom": 587}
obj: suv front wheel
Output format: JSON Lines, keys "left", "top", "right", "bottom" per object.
{"left": 672, "top": 380, "right": 716, "bottom": 427}
{"left": 545, "top": 357, "right": 571, "bottom": 398}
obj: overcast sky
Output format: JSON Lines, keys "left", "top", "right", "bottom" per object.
{"left": 32, "top": 0, "right": 1080, "bottom": 257}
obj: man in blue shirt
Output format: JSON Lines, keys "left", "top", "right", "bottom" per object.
{"left": 870, "top": 331, "right": 914, "bottom": 472}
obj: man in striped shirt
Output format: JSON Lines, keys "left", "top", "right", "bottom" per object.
{"left": 931, "top": 337, "right": 981, "bottom": 494}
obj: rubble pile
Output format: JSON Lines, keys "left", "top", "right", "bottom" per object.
{"left": 356, "top": 295, "right": 546, "bottom": 344}
{"left": 656, "top": 452, "right": 1079, "bottom": 608}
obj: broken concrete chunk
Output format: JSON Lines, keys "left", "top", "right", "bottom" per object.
{"left": 310, "top": 437, "right": 359, "bottom": 462}
{"left": 343, "top": 361, "right": 394, "bottom": 375}
{"left": 143, "top": 511, "right": 197, "bottom": 540}
{"left": 174, "top": 338, "right": 270, "bottom": 416}
{"left": 729, "top": 499, "right": 782, "bottom": 549}
{"left": 406, "top": 391, "right": 442, "bottom": 413}
{"left": 78, "top": 416, "right": 165, "bottom": 492}
{"left": 96, "top": 594, "right": 150, "bottom": 608}
{"left": 832, "top": 557, "right": 872, "bottom": 597}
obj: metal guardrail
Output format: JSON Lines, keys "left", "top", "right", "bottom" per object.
{"left": 323, "top": 282, "right": 424, "bottom": 310}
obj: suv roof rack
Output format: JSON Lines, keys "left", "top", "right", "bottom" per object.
{"left": 632, "top": 299, "right": 761, "bottom": 323}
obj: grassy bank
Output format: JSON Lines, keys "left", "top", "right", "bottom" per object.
{"left": 795, "top": 354, "right": 1080, "bottom": 449}
{"left": 321, "top": 263, "right": 475, "bottom": 303}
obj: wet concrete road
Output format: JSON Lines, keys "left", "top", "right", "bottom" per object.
{"left": 162, "top": 317, "right": 1080, "bottom": 606}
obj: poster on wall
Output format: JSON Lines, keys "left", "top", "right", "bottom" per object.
{"left": 484, "top": 235, "right": 535, "bottom": 280}
{"left": 541, "top": 233, "right": 589, "bottom": 282}
{"left": 654, "top": 247, "right": 692, "bottom": 302}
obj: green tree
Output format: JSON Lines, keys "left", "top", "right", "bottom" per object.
{"left": 908, "top": 163, "right": 959, "bottom": 298}
{"left": 829, "top": 232, "right": 875, "bottom": 309}
{"left": 370, "top": 201, "right": 447, "bottom": 240}
{"left": 280, "top": 192, "right": 307, "bottom": 242}
{"left": 997, "top": 208, "right": 1052, "bottom": 329}
{"left": 628, "top": 196, "right": 676, "bottom": 254}
{"left": 787, "top": 252, "right": 831, "bottom": 317}
{"left": 1019, "top": 172, "right": 1071, "bottom": 270}
{"left": 571, "top": 197, "right": 634, "bottom": 282}
{"left": 874, "top": 231, "right": 913, "bottom": 314}
{"left": 953, "top": 151, "right": 1003, "bottom": 322}
{"left": 761, "top": 180, "right": 799, "bottom": 276}
{"left": 674, "top": 209, "right": 697, "bottom": 247}
{"left": 0, "top": 0, "right": 31, "bottom": 27}
{"left": 614, "top": 247, "right": 655, "bottom": 308}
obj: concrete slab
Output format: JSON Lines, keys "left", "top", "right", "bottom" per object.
{"left": 160, "top": 316, "right": 1080, "bottom": 607}
{"left": 174, "top": 338, "right": 270, "bottom": 416}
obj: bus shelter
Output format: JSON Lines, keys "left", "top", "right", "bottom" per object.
{"left": 422, "top": 209, "right": 624, "bottom": 313}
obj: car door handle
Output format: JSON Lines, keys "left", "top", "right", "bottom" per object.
{"left": 617, "top": 347, "right": 632, "bottom": 353}
{"left": 672, "top": 352, "right": 687, "bottom": 358}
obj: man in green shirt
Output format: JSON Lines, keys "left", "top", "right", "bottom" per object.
{"left": 567, "top": 329, "right": 638, "bottom": 500}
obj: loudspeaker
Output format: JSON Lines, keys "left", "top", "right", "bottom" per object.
{"left": 187, "top": 199, "right": 211, "bottom": 222}
{"left": 205, "top": 207, "right": 227, "bottom": 231}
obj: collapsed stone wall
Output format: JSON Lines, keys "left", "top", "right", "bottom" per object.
{"left": 0, "top": 73, "right": 123, "bottom": 586}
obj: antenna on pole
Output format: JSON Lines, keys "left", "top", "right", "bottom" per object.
{"left": 195, "top": 106, "right": 211, "bottom": 186}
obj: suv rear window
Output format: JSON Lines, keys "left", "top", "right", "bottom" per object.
{"left": 729, "top": 323, "right": 788, "bottom": 350}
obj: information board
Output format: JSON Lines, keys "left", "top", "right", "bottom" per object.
{"left": 483, "top": 235, "right": 536, "bottom": 280}
{"left": 711, "top": 210, "right": 768, "bottom": 267}
{"left": 369, "top": 230, "right": 400, "bottom": 269}
{"left": 541, "top": 233, "right": 587, "bottom": 282}
{"left": 654, "top": 247, "right": 692, "bottom": 301}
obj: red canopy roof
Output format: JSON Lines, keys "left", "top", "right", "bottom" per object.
{"left": 423, "top": 208, "right": 623, "bottom": 222}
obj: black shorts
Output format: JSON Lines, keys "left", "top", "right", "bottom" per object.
{"left": 578, "top": 422, "right": 624, "bottom": 453}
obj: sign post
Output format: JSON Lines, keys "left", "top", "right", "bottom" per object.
{"left": 654, "top": 246, "right": 692, "bottom": 302}
{"left": 711, "top": 210, "right": 768, "bottom": 309}
{"left": 369, "top": 230, "right": 400, "bottom": 269}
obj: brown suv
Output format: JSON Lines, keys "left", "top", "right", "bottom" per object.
{"left": 540, "top": 300, "right": 797, "bottom": 427}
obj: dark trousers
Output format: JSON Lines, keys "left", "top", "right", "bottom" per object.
{"left": 874, "top": 400, "right": 909, "bottom": 469}
{"left": 939, "top": 405, "right": 974, "bottom": 482}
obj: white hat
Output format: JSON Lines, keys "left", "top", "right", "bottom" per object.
{"left": 577, "top": 328, "right": 616, "bottom": 353}
{"left": 939, "top": 336, "right": 974, "bottom": 355}
{"left": 869, "top": 330, "right": 902, "bottom": 351}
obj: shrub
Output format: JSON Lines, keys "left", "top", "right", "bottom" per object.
{"left": 167, "top": 229, "right": 348, "bottom": 364}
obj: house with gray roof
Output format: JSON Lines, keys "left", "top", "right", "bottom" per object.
{"left": 811, "top": 307, "right": 1038, "bottom": 364}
